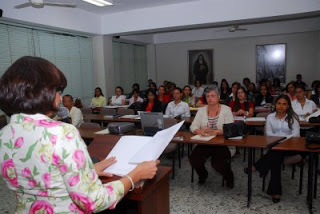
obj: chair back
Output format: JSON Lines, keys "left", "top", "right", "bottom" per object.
{"left": 80, "top": 122, "right": 101, "bottom": 129}
{"left": 117, "top": 108, "right": 135, "bottom": 116}
{"left": 101, "top": 108, "right": 116, "bottom": 116}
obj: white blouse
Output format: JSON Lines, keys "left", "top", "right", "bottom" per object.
{"left": 265, "top": 112, "right": 300, "bottom": 138}
{"left": 291, "top": 98, "right": 317, "bottom": 120}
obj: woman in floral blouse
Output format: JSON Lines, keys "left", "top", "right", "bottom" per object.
{"left": 0, "top": 56, "right": 159, "bottom": 213}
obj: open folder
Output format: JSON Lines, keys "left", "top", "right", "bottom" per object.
{"left": 104, "top": 121, "right": 184, "bottom": 176}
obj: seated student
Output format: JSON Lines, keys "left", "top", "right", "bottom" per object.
{"left": 63, "top": 94, "right": 84, "bottom": 128}
{"left": 182, "top": 85, "right": 195, "bottom": 107}
{"left": 245, "top": 95, "right": 300, "bottom": 203}
{"left": 189, "top": 86, "right": 234, "bottom": 187}
{"left": 110, "top": 86, "right": 126, "bottom": 106}
{"left": 254, "top": 85, "right": 274, "bottom": 107}
{"left": 291, "top": 85, "right": 317, "bottom": 121}
{"left": 141, "top": 88, "right": 162, "bottom": 112}
{"left": 91, "top": 87, "right": 106, "bottom": 107}
{"left": 220, "top": 79, "right": 230, "bottom": 102}
{"left": 192, "top": 80, "right": 204, "bottom": 99}
{"left": 128, "top": 89, "right": 143, "bottom": 105}
{"left": 224, "top": 81, "right": 240, "bottom": 106}
{"left": 247, "top": 82, "right": 259, "bottom": 102}
{"left": 228, "top": 86, "right": 254, "bottom": 117}
{"left": 165, "top": 87, "right": 191, "bottom": 118}
{"left": 272, "top": 78, "right": 283, "bottom": 95}
{"left": 127, "top": 83, "right": 145, "bottom": 99}
{"left": 310, "top": 83, "right": 320, "bottom": 107}
{"left": 156, "top": 85, "right": 170, "bottom": 103}
{"left": 284, "top": 81, "right": 297, "bottom": 101}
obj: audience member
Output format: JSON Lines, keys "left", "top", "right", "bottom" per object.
{"left": 165, "top": 87, "right": 191, "bottom": 118}
{"left": 128, "top": 89, "right": 143, "bottom": 105}
{"left": 182, "top": 85, "right": 195, "bottom": 107}
{"left": 284, "top": 81, "right": 296, "bottom": 101}
{"left": 192, "top": 80, "right": 204, "bottom": 99}
{"left": 254, "top": 85, "right": 273, "bottom": 107}
{"left": 110, "top": 86, "right": 126, "bottom": 106}
{"left": 224, "top": 81, "right": 240, "bottom": 106}
{"left": 220, "top": 79, "right": 230, "bottom": 102}
{"left": 228, "top": 86, "right": 254, "bottom": 117}
{"left": 141, "top": 88, "right": 162, "bottom": 112}
{"left": 63, "top": 94, "right": 84, "bottom": 128}
{"left": 91, "top": 87, "right": 106, "bottom": 107}
{"left": 189, "top": 86, "right": 234, "bottom": 187}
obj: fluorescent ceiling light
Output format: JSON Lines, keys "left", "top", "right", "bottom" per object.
{"left": 82, "top": 0, "right": 113, "bottom": 7}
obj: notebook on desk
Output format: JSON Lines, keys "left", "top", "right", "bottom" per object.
{"left": 140, "top": 112, "right": 164, "bottom": 136}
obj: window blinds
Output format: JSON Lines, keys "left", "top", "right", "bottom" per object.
{"left": 0, "top": 23, "right": 94, "bottom": 108}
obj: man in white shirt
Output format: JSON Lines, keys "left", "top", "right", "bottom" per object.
{"left": 165, "top": 87, "right": 191, "bottom": 118}
{"left": 63, "top": 94, "right": 84, "bottom": 128}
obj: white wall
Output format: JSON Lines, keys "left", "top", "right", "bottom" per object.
{"left": 152, "top": 31, "right": 320, "bottom": 88}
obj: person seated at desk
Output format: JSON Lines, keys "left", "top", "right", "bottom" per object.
{"left": 141, "top": 88, "right": 163, "bottom": 112}
{"left": 310, "top": 83, "right": 320, "bottom": 108}
{"left": 254, "top": 85, "right": 274, "bottom": 107}
{"left": 182, "top": 85, "right": 195, "bottom": 107}
{"left": 224, "top": 81, "right": 240, "bottom": 106}
{"left": 128, "top": 89, "right": 143, "bottom": 106}
{"left": 220, "top": 79, "right": 231, "bottom": 102}
{"left": 228, "top": 86, "right": 254, "bottom": 117}
{"left": 284, "top": 81, "right": 297, "bottom": 101}
{"left": 157, "top": 85, "right": 170, "bottom": 103}
{"left": 91, "top": 87, "right": 107, "bottom": 107}
{"left": 291, "top": 85, "right": 317, "bottom": 121}
{"left": 189, "top": 86, "right": 234, "bottom": 187}
{"left": 246, "top": 94, "right": 300, "bottom": 203}
{"left": 63, "top": 94, "right": 84, "bottom": 128}
{"left": 0, "top": 56, "right": 159, "bottom": 213}
{"left": 165, "top": 87, "right": 191, "bottom": 118}
{"left": 192, "top": 80, "right": 204, "bottom": 99}
{"left": 110, "top": 86, "right": 126, "bottom": 106}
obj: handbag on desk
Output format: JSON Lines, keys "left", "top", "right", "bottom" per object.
{"left": 223, "top": 121, "right": 248, "bottom": 139}
{"left": 305, "top": 131, "right": 320, "bottom": 150}
{"left": 309, "top": 115, "right": 320, "bottom": 123}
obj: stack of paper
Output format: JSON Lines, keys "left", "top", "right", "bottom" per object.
{"left": 191, "top": 135, "right": 215, "bottom": 141}
{"left": 245, "top": 117, "right": 266, "bottom": 122}
{"left": 94, "top": 128, "right": 110, "bottom": 135}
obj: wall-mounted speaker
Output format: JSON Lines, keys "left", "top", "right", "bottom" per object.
{"left": 0, "top": 9, "right": 3, "bottom": 18}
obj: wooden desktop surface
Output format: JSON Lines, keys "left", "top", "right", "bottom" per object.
{"left": 87, "top": 135, "right": 171, "bottom": 214}
{"left": 272, "top": 137, "right": 320, "bottom": 153}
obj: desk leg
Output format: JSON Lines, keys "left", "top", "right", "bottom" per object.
{"left": 247, "top": 148, "right": 253, "bottom": 207}
{"left": 314, "top": 153, "right": 318, "bottom": 199}
{"left": 307, "top": 153, "right": 314, "bottom": 212}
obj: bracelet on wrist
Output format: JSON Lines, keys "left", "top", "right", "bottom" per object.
{"left": 124, "top": 175, "right": 135, "bottom": 191}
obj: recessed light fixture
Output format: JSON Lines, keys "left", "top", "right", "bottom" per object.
{"left": 82, "top": 0, "right": 113, "bottom": 7}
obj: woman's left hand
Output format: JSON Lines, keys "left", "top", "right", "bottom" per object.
{"left": 94, "top": 156, "right": 117, "bottom": 177}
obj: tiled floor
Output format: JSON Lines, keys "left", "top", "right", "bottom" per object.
{"left": 0, "top": 149, "right": 319, "bottom": 214}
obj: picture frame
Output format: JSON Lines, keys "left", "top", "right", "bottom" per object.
{"left": 188, "top": 49, "right": 213, "bottom": 85}
{"left": 256, "top": 44, "right": 286, "bottom": 84}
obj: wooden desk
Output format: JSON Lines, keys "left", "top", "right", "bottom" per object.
{"left": 172, "top": 132, "right": 285, "bottom": 207}
{"left": 272, "top": 137, "right": 319, "bottom": 213}
{"left": 87, "top": 135, "right": 172, "bottom": 214}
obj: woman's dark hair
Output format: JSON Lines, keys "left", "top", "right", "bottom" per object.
{"left": 194, "top": 79, "right": 202, "bottom": 87}
{"left": 132, "top": 83, "right": 140, "bottom": 91}
{"left": 149, "top": 82, "right": 157, "bottom": 90}
{"left": 234, "top": 86, "right": 249, "bottom": 112}
{"left": 220, "top": 79, "right": 229, "bottom": 92}
{"left": 295, "top": 84, "right": 306, "bottom": 92}
{"left": 315, "top": 83, "right": 320, "bottom": 96}
{"left": 182, "top": 85, "right": 193, "bottom": 99}
{"left": 145, "top": 88, "right": 157, "bottom": 99}
{"left": 131, "top": 89, "right": 140, "bottom": 95}
{"left": 273, "top": 94, "right": 299, "bottom": 129}
{"left": 94, "top": 87, "right": 104, "bottom": 97}
{"left": 273, "top": 78, "right": 281, "bottom": 87}
{"left": 115, "top": 86, "right": 124, "bottom": 94}
{"left": 285, "top": 81, "right": 296, "bottom": 93}
{"left": 174, "top": 87, "right": 182, "bottom": 93}
{"left": 0, "top": 56, "right": 67, "bottom": 116}
{"left": 259, "top": 85, "right": 272, "bottom": 97}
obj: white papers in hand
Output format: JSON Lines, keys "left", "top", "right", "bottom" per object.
{"left": 104, "top": 136, "right": 152, "bottom": 176}
{"left": 104, "top": 120, "right": 184, "bottom": 176}
{"left": 129, "top": 121, "right": 184, "bottom": 164}
{"left": 191, "top": 135, "right": 215, "bottom": 141}
{"left": 94, "top": 128, "right": 110, "bottom": 135}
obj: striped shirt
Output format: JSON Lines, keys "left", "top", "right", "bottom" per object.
{"left": 208, "top": 115, "right": 219, "bottom": 130}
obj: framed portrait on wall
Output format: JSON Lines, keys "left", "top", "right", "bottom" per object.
{"left": 188, "top": 49, "right": 213, "bottom": 85}
{"left": 256, "top": 44, "right": 286, "bottom": 84}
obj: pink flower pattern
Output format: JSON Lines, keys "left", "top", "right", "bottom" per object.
{"left": 30, "top": 200, "right": 54, "bottom": 214}
{"left": 1, "top": 159, "right": 19, "bottom": 188}
{"left": 0, "top": 114, "right": 124, "bottom": 213}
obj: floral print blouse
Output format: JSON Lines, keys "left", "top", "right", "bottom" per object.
{"left": 0, "top": 113, "right": 124, "bottom": 214}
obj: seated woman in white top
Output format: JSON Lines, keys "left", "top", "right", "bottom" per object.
{"left": 110, "top": 86, "right": 126, "bottom": 106}
{"left": 192, "top": 80, "right": 204, "bottom": 98}
{"left": 165, "top": 87, "right": 191, "bottom": 118}
{"left": 90, "top": 87, "right": 106, "bottom": 107}
{"left": 247, "top": 94, "right": 300, "bottom": 203}
{"left": 128, "top": 89, "right": 144, "bottom": 105}
{"left": 291, "top": 85, "right": 317, "bottom": 121}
